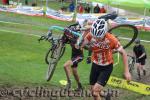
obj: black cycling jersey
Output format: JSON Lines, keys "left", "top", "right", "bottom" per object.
{"left": 133, "top": 44, "right": 147, "bottom": 59}
{"left": 62, "top": 28, "right": 83, "bottom": 56}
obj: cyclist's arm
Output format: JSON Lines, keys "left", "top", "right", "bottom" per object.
{"left": 69, "top": 22, "right": 80, "bottom": 28}
{"left": 112, "top": 35, "right": 131, "bottom": 80}
{"left": 138, "top": 45, "right": 146, "bottom": 59}
{"left": 118, "top": 47, "right": 131, "bottom": 81}
{"left": 138, "top": 53, "right": 146, "bottom": 59}
{"left": 49, "top": 26, "right": 65, "bottom": 31}
{"left": 48, "top": 26, "right": 81, "bottom": 37}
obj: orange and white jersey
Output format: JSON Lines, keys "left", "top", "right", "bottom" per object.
{"left": 84, "top": 32, "right": 122, "bottom": 66}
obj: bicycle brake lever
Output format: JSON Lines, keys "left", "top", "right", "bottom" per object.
{"left": 38, "top": 36, "right": 46, "bottom": 43}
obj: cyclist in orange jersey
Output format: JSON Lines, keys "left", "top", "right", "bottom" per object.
{"left": 78, "top": 18, "right": 131, "bottom": 100}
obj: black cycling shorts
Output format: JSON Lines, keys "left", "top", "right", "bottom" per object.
{"left": 90, "top": 63, "right": 113, "bottom": 86}
{"left": 71, "top": 55, "right": 83, "bottom": 68}
{"left": 136, "top": 58, "right": 146, "bottom": 65}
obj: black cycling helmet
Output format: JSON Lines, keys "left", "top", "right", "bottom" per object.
{"left": 134, "top": 38, "right": 140, "bottom": 44}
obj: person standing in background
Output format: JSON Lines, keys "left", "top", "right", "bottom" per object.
{"left": 84, "top": 4, "right": 91, "bottom": 13}
{"left": 94, "top": 4, "right": 100, "bottom": 13}
{"left": 25, "top": 0, "right": 28, "bottom": 5}
{"left": 133, "top": 38, "right": 147, "bottom": 80}
{"left": 78, "top": 3, "right": 84, "bottom": 14}
{"left": 100, "top": 6, "right": 106, "bottom": 13}
{"left": 69, "top": 1, "right": 75, "bottom": 12}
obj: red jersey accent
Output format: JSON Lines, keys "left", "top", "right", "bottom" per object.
{"left": 85, "top": 32, "right": 121, "bottom": 65}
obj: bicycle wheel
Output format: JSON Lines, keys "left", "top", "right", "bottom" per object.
{"left": 45, "top": 47, "right": 54, "bottom": 65}
{"left": 58, "top": 45, "right": 66, "bottom": 60}
{"left": 45, "top": 42, "right": 65, "bottom": 81}
{"left": 46, "top": 46, "right": 60, "bottom": 81}
{"left": 129, "top": 63, "right": 134, "bottom": 73}
{"left": 46, "top": 58, "right": 58, "bottom": 81}
{"left": 129, "top": 64, "right": 133, "bottom": 74}
{"left": 45, "top": 42, "right": 63, "bottom": 64}
{"left": 108, "top": 24, "right": 138, "bottom": 49}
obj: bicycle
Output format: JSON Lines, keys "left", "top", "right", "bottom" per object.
{"left": 127, "top": 55, "right": 136, "bottom": 74}
{"left": 108, "top": 24, "right": 138, "bottom": 49}
{"left": 38, "top": 31, "right": 66, "bottom": 81}
{"left": 38, "top": 25, "right": 82, "bottom": 82}
{"left": 39, "top": 13, "right": 139, "bottom": 82}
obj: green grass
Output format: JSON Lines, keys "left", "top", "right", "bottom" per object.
{"left": 0, "top": 31, "right": 48, "bottom": 86}
{"left": 0, "top": 0, "right": 70, "bottom": 11}
{"left": 0, "top": 21, "right": 122, "bottom": 87}
{"left": 0, "top": 15, "right": 150, "bottom": 86}
{"left": 0, "top": 9, "right": 150, "bottom": 100}
{"left": 1, "top": 30, "right": 150, "bottom": 100}
{"left": 0, "top": 11, "right": 73, "bottom": 27}
{"left": 112, "top": 5, "right": 150, "bottom": 16}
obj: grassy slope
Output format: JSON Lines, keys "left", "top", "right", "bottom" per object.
{"left": 0, "top": 9, "right": 150, "bottom": 100}
{"left": 0, "top": 11, "right": 150, "bottom": 85}
{"left": 0, "top": 11, "right": 72, "bottom": 27}
{"left": 0, "top": 28, "right": 150, "bottom": 100}
{"left": 0, "top": 31, "right": 48, "bottom": 86}
{"left": 0, "top": 30, "right": 91, "bottom": 87}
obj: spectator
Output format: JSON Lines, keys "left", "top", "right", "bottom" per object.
{"left": 133, "top": 38, "right": 147, "bottom": 80}
{"left": 84, "top": 4, "right": 91, "bottom": 13}
{"left": 25, "top": 0, "right": 28, "bottom": 5}
{"left": 2, "top": 0, "right": 9, "bottom": 5}
{"left": 6, "top": 0, "right": 9, "bottom": 5}
{"left": 69, "top": 2, "right": 75, "bottom": 12}
{"left": 100, "top": 6, "right": 106, "bottom": 13}
{"left": 32, "top": 2, "right": 37, "bottom": 6}
{"left": 94, "top": 4, "right": 100, "bottom": 13}
{"left": 78, "top": 4, "right": 84, "bottom": 14}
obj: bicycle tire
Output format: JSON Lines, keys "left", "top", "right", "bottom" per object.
{"left": 130, "top": 64, "right": 135, "bottom": 74}
{"left": 45, "top": 47, "right": 54, "bottom": 65}
{"left": 45, "top": 42, "right": 65, "bottom": 81}
{"left": 45, "top": 42, "right": 62, "bottom": 65}
{"left": 58, "top": 45, "right": 66, "bottom": 60}
{"left": 129, "top": 64, "right": 133, "bottom": 73}
{"left": 46, "top": 59, "right": 58, "bottom": 81}
{"left": 108, "top": 24, "right": 138, "bottom": 49}
{"left": 46, "top": 46, "right": 59, "bottom": 81}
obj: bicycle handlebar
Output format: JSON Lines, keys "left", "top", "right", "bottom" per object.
{"left": 68, "top": 22, "right": 80, "bottom": 28}
{"left": 98, "top": 12, "right": 118, "bottom": 21}
{"left": 127, "top": 55, "right": 135, "bottom": 59}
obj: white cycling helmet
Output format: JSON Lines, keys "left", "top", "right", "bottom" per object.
{"left": 91, "top": 18, "right": 108, "bottom": 38}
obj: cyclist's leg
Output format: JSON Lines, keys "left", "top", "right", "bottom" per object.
{"left": 90, "top": 63, "right": 101, "bottom": 100}
{"left": 92, "top": 83, "right": 103, "bottom": 100}
{"left": 64, "top": 60, "right": 73, "bottom": 84}
{"left": 71, "top": 55, "right": 83, "bottom": 90}
{"left": 140, "top": 59, "right": 146, "bottom": 76}
{"left": 72, "top": 67, "right": 80, "bottom": 84}
{"left": 135, "top": 61, "right": 141, "bottom": 79}
{"left": 90, "top": 63, "right": 113, "bottom": 100}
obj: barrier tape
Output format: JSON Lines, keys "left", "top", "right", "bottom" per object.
{"left": 108, "top": 76, "right": 150, "bottom": 95}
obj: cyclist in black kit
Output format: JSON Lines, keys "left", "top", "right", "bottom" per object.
{"left": 62, "top": 25, "right": 83, "bottom": 91}
{"left": 133, "top": 38, "right": 147, "bottom": 80}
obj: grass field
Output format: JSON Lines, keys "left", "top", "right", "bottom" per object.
{"left": 0, "top": 8, "right": 150, "bottom": 100}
